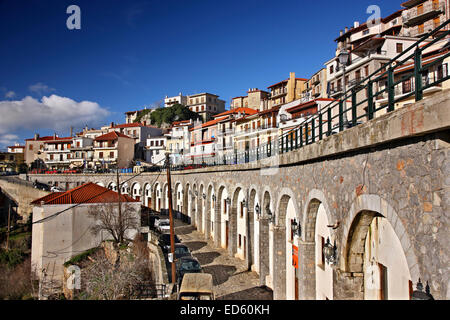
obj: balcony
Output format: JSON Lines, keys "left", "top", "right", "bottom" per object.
{"left": 270, "top": 88, "right": 287, "bottom": 99}
{"left": 403, "top": 1, "right": 445, "bottom": 27}
{"left": 312, "top": 75, "right": 321, "bottom": 85}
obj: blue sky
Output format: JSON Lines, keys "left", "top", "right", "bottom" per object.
{"left": 0, "top": 0, "right": 402, "bottom": 148}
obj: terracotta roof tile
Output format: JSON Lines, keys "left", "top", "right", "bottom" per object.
{"left": 31, "top": 182, "right": 139, "bottom": 205}
{"left": 94, "top": 131, "right": 132, "bottom": 141}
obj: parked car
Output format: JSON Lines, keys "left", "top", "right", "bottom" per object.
{"left": 33, "top": 181, "right": 51, "bottom": 191}
{"left": 174, "top": 243, "right": 192, "bottom": 260}
{"left": 176, "top": 256, "right": 202, "bottom": 286}
{"left": 178, "top": 273, "right": 215, "bottom": 300}
{"left": 51, "top": 186, "right": 63, "bottom": 192}
{"left": 158, "top": 233, "right": 180, "bottom": 253}
{"left": 156, "top": 219, "right": 171, "bottom": 233}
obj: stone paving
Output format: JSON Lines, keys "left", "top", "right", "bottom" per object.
{"left": 174, "top": 220, "right": 273, "bottom": 300}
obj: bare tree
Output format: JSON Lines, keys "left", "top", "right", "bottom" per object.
{"left": 88, "top": 202, "right": 140, "bottom": 245}
{"left": 79, "top": 236, "right": 152, "bottom": 300}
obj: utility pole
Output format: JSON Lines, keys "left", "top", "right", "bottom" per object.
{"left": 116, "top": 167, "right": 123, "bottom": 244}
{"left": 165, "top": 153, "right": 177, "bottom": 284}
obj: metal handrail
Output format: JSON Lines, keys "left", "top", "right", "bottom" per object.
{"left": 167, "top": 19, "right": 450, "bottom": 170}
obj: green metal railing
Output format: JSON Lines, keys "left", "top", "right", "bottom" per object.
{"left": 173, "top": 19, "right": 450, "bottom": 169}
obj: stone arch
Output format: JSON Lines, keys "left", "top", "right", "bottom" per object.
{"left": 183, "top": 182, "right": 191, "bottom": 224}
{"left": 154, "top": 182, "right": 162, "bottom": 212}
{"left": 340, "top": 195, "right": 418, "bottom": 279}
{"left": 143, "top": 183, "right": 152, "bottom": 208}
{"left": 121, "top": 182, "right": 129, "bottom": 195}
{"left": 174, "top": 181, "right": 183, "bottom": 216}
{"left": 273, "top": 191, "right": 299, "bottom": 300}
{"left": 246, "top": 187, "right": 258, "bottom": 271}
{"left": 230, "top": 184, "right": 245, "bottom": 257}
{"left": 298, "top": 189, "right": 334, "bottom": 300}
{"left": 205, "top": 183, "right": 215, "bottom": 240}
{"left": 191, "top": 183, "right": 198, "bottom": 228}
{"left": 215, "top": 184, "right": 227, "bottom": 248}
{"left": 259, "top": 189, "right": 272, "bottom": 287}
{"left": 95, "top": 181, "right": 105, "bottom": 187}
{"left": 107, "top": 181, "right": 116, "bottom": 191}
{"left": 163, "top": 183, "right": 168, "bottom": 211}
{"left": 131, "top": 182, "right": 141, "bottom": 201}
{"left": 340, "top": 194, "right": 418, "bottom": 300}
{"left": 197, "top": 184, "right": 205, "bottom": 233}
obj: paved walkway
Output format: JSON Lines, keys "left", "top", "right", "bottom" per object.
{"left": 174, "top": 220, "right": 273, "bottom": 300}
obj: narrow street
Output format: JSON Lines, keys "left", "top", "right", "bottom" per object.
{"left": 172, "top": 219, "right": 273, "bottom": 300}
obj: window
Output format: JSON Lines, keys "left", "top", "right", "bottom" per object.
{"left": 76, "top": 141, "right": 80, "bottom": 147}
{"left": 402, "top": 79, "right": 412, "bottom": 94}
{"left": 99, "top": 152, "right": 103, "bottom": 158}
{"left": 363, "top": 29, "right": 370, "bottom": 35}
{"left": 417, "top": 3, "right": 424, "bottom": 15}
{"left": 330, "top": 65, "right": 334, "bottom": 74}
{"left": 434, "top": 17, "right": 440, "bottom": 29}
{"left": 396, "top": 43, "right": 403, "bottom": 54}
{"left": 290, "top": 219, "right": 294, "bottom": 241}
{"left": 239, "top": 234, "right": 242, "bottom": 248}
{"left": 109, "top": 151, "right": 114, "bottom": 158}
{"left": 29, "top": 144, "right": 33, "bottom": 150}
{"left": 418, "top": 23, "right": 424, "bottom": 34}
{"left": 365, "top": 66, "right": 370, "bottom": 77}
{"left": 240, "top": 202, "right": 244, "bottom": 218}
{"left": 378, "top": 263, "right": 388, "bottom": 300}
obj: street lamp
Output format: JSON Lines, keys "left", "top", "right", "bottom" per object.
{"left": 323, "top": 237, "right": 337, "bottom": 265}
{"left": 265, "top": 205, "right": 275, "bottom": 224}
{"left": 255, "top": 203, "right": 261, "bottom": 219}
{"left": 194, "top": 190, "right": 198, "bottom": 197}
{"left": 225, "top": 197, "right": 231, "bottom": 206}
{"left": 202, "top": 193, "right": 206, "bottom": 199}
{"left": 242, "top": 198, "right": 247, "bottom": 208}
{"left": 411, "top": 279, "right": 434, "bottom": 300}
{"left": 291, "top": 218, "right": 301, "bottom": 237}
{"left": 338, "top": 49, "right": 350, "bottom": 128}
{"left": 212, "top": 194, "right": 216, "bottom": 202}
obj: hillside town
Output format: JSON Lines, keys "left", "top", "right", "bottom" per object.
{"left": 0, "top": 0, "right": 449, "bottom": 303}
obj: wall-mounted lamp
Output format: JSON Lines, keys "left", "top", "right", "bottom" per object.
{"left": 202, "top": 193, "right": 206, "bottom": 199}
{"left": 291, "top": 218, "right": 301, "bottom": 237}
{"left": 242, "top": 198, "right": 247, "bottom": 208}
{"left": 323, "top": 237, "right": 337, "bottom": 265}
{"left": 412, "top": 279, "right": 434, "bottom": 300}
{"left": 225, "top": 197, "right": 231, "bottom": 206}
{"left": 194, "top": 190, "right": 198, "bottom": 197}
{"left": 212, "top": 194, "right": 216, "bottom": 202}
{"left": 266, "top": 204, "right": 275, "bottom": 223}
{"left": 255, "top": 203, "right": 260, "bottom": 218}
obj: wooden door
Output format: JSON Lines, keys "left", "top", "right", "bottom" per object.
{"left": 295, "top": 275, "right": 299, "bottom": 300}
{"left": 243, "top": 236, "right": 246, "bottom": 259}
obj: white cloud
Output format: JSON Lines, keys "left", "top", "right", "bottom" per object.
{"left": 0, "top": 95, "right": 110, "bottom": 136}
{"left": 5, "top": 91, "right": 16, "bottom": 98}
{"left": 28, "top": 82, "right": 56, "bottom": 95}
{"left": 0, "top": 134, "right": 20, "bottom": 148}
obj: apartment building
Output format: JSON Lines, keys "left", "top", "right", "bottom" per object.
{"left": 146, "top": 136, "right": 167, "bottom": 166}
{"left": 186, "top": 93, "right": 226, "bottom": 122}
{"left": 265, "top": 72, "right": 308, "bottom": 109}
{"left": 402, "top": 0, "right": 449, "bottom": 38}
{"left": 326, "top": 10, "right": 421, "bottom": 120}
{"left": 0, "top": 149, "right": 24, "bottom": 173}
{"left": 93, "top": 131, "right": 134, "bottom": 169}
{"left": 164, "top": 92, "right": 188, "bottom": 107}
{"left": 231, "top": 88, "right": 270, "bottom": 111}
{"left": 43, "top": 136, "right": 73, "bottom": 170}
{"left": 188, "top": 117, "right": 225, "bottom": 163}
{"left": 213, "top": 107, "right": 258, "bottom": 156}
{"left": 69, "top": 136, "right": 94, "bottom": 169}
{"left": 303, "top": 68, "right": 328, "bottom": 101}
{"left": 375, "top": 40, "right": 449, "bottom": 114}
{"left": 108, "top": 122, "right": 163, "bottom": 162}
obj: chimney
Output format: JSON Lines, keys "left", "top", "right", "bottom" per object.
{"left": 354, "top": 21, "right": 360, "bottom": 28}
{"left": 110, "top": 122, "right": 114, "bottom": 128}
{"left": 340, "top": 30, "right": 343, "bottom": 36}
{"left": 53, "top": 133, "right": 57, "bottom": 139}
{"left": 345, "top": 27, "right": 348, "bottom": 33}
{"left": 34, "top": 133, "right": 40, "bottom": 141}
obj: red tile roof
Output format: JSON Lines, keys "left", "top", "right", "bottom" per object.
{"left": 25, "top": 136, "right": 72, "bottom": 142}
{"left": 113, "top": 123, "right": 144, "bottom": 128}
{"left": 213, "top": 107, "right": 258, "bottom": 118}
{"left": 31, "top": 182, "right": 139, "bottom": 205}
{"left": 94, "top": 131, "right": 132, "bottom": 141}
{"left": 189, "top": 116, "right": 228, "bottom": 131}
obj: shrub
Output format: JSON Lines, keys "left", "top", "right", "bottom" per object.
{"left": 63, "top": 247, "right": 99, "bottom": 267}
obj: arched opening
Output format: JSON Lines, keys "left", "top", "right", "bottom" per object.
{"left": 246, "top": 188, "right": 257, "bottom": 271}
{"left": 315, "top": 203, "right": 333, "bottom": 300}
{"left": 107, "top": 182, "right": 117, "bottom": 191}
{"left": 144, "top": 183, "right": 152, "bottom": 208}
{"left": 131, "top": 182, "right": 141, "bottom": 201}
{"left": 345, "top": 211, "right": 412, "bottom": 300}
{"left": 259, "top": 191, "right": 272, "bottom": 288}
{"left": 183, "top": 183, "right": 191, "bottom": 224}
{"left": 96, "top": 182, "right": 105, "bottom": 187}
{"left": 205, "top": 184, "right": 215, "bottom": 241}
{"left": 235, "top": 188, "right": 246, "bottom": 261}
{"left": 219, "top": 187, "right": 229, "bottom": 249}
{"left": 198, "top": 184, "right": 204, "bottom": 233}
{"left": 121, "top": 182, "right": 129, "bottom": 195}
